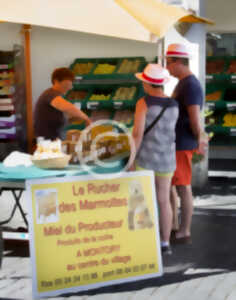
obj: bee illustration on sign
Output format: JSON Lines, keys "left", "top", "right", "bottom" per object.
{"left": 35, "top": 189, "right": 59, "bottom": 224}
{"left": 128, "top": 180, "right": 153, "bottom": 230}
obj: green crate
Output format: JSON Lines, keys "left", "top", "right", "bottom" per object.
{"left": 205, "top": 83, "right": 225, "bottom": 102}
{"left": 85, "top": 83, "right": 142, "bottom": 110}
{"left": 112, "top": 82, "right": 142, "bottom": 108}
{"left": 70, "top": 57, "right": 120, "bottom": 80}
{"left": 115, "top": 57, "right": 146, "bottom": 78}
{"left": 89, "top": 110, "right": 114, "bottom": 123}
{"left": 89, "top": 85, "right": 113, "bottom": 100}
{"left": 225, "top": 56, "right": 236, "bottom": 75}
{"left": 65, "top": 85, "right": 92, "bottom": 101}
{"left": 70, "top": 58, "right": 97, "bottom": 77}
{"left": 206, "top": 56, "right": 228, "bottom": 74}
{"left": 91, "top": 57, "right": 120, "bottom": 79}
{"left": 112, "top": 109, "right": 134, "bottom": 129}
{"left": 64, "top": 123, "right": 85, "bottom": 131}
{"left": 65, "top": 84, "right": 93, "bottom": 110}
{"left": 223, "top": 84, "right": 236, "bottom": 102}
{"left": 208, "top": 133, "right": 236, "bottom": 146}
{"left": 70, "top": 56, "right": 146, "bottom": 80}
{"left": 206, "top": 124, "right": 229, "bottom": 135}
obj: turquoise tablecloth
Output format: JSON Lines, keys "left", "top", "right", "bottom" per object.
{"left": 0, "top": 160, "right": 126, "bottom": 181}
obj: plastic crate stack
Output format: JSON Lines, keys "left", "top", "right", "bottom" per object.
{"left": 0, "top": 51, "right": 16, "bottom": 140}
{"left": 64, "top": 56, "right": 146, "bottom": 131}
{"left": 206, "top": 56, "right": 236, "bottom": 145}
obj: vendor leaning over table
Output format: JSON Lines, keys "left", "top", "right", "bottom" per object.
{"left": 34, "top": 68, "right": 91, "bottom": 140}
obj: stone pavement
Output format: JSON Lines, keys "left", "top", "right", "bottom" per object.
{"left": 1, "top": 182, "right": 236, "bottom": 300}
{"left": 1, "top": 256, "right": 236, "bottom": 300}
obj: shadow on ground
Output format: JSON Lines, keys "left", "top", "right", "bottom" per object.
{"left": 3, "top": 212, "right": 236, "bottom": 297}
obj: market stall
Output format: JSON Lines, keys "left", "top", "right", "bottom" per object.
{"left": 0, "top": 0, "right": 213, "bottom": 154}
{"left": 205, "top": 36, "right": 236, "bottom": 162}
{"left": 0, "top": 0, "right": 214, "bottom": 297}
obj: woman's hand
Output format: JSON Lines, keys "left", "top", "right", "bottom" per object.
{"left": 85, "top": 119, "right": 92, "bottom": 127}
{"left": 128, "top": 163, "right": 136, "bottom": 172}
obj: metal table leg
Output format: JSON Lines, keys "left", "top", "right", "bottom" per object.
{"left": 0, "top": 188, "right": 28, "bottom": 228}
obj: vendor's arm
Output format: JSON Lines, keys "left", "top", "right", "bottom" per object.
{"left": 51, "top": 96, "right": 91, "bottom": 126}
{"left": 130, "top": 98, "right": 147, "bottom": 166}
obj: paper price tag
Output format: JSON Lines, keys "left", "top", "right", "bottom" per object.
{"left": 206, "top": 75, "right": 213, "bottom": 80}
{"left": 114, "top": 102, "right": 123, "bottom": 109}
{"left": 0, "top": 65, "right": 8, "bottom": 70}
{"left": 230, "top": 128, "right": 236, "bottom": 136}
{"left": 227, "top": 103, "right": 236, "bottom": 111}
{"left": 74, "top": 103, "right": 81, "bottom": 110}
{"left": 87, "top": 102, "right": 99, "bottom": 110}
{"left": 207, "top": 103, "right": 215, "bottom": 110}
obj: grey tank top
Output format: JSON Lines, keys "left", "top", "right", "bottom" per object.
{"left": 136, "top": 96, "right": 179, "bottom": 173}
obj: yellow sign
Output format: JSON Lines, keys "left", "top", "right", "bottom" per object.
{"left": 26, "top": 171, "right": 163, "bottom": 298}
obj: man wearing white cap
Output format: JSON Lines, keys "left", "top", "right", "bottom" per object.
{"left": 131, "top": 64, "right": 179, "bottom": 255}
{"left": 165, "top": 43, "right": 207, "bottom": 244}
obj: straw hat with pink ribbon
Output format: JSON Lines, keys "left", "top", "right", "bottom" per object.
{"left": 135, "top": 64, "right": 170, "bottom": 86}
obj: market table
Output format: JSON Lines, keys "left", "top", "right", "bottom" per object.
{"left": 0, "top": 161, "right": 125, "bottom": 229}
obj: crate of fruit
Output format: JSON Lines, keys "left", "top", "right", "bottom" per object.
{"left": 206, "top": 83, "right": 225, "bottom": 101}
{"left": 86, "top": 85, "right": 114, "bottom": 110}
{"left": 206, "top": 56, "right": 228, "bottom": 81}
{"left": 115, "top": 57, "right": 146, "bottom": 79}
{"left": 70, "top": 58, "right": 97, "bottom": 79}
{"left": 113, "top": 109, "right": 134, "bottom": 128}
{"left": 70, "top": 57, "right": 120, "bottom": 80}
{"left": 70, "top": 56, "right": 146, "bottom": 80}
{"left": 223, "top": 84, "right": 236, "bottom": 102}
{"left": 65, "top": 84, "right": 92, "bottom": 110}
{"left": 206, "top": 57, "right": 227, "bottom": 74}
{"left": 225, "top": 56, "right": 236, "bottom": 75}
{"left": 112, "top": 82, "right": 143, "bottom": 109}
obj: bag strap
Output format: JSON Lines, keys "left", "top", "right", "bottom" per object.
{"left": 144, "top": 105, "right": 169, "bottom": 136}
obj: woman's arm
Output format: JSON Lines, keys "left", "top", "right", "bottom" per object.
{"left": 129, "top": 98, "right": 147, "bottom": 166}
{"left": 51, "top": 96, "right": 91, "bottom": 126}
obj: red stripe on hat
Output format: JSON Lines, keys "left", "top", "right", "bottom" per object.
{"left": 142, "top": 73, "right": 164, "bottom": 84}
{"left": 167, "top": 51, "right": 188, "bottom": 56}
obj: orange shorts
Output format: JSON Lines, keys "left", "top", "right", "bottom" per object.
{"left": 172, "top": 150, "right": 195, "bottom": 186}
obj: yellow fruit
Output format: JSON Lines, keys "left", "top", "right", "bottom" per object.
{"left": 93, "top": 64, "right": 116, "bottom": 74}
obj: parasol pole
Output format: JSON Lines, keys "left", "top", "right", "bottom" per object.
{"left": 22, "top": 24, "right": 34, "bottom": 154}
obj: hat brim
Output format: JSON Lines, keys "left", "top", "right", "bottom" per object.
{"left": 135, "top": 73, "right": 170, "bottom": 85}
{"left": 164, "top": 54, "right": 192, "bottom": 59}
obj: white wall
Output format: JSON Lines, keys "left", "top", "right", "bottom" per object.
{"left": 30, "top": 26, "right": 157, "bottom": 105}
{"left": 0, "top": 22, "right": 22, "bottom": 50}
{"left": 0, "top": 23, "right": 157, "bottom": 105}
{"left": 206, "top": 0, "right": 236, "bottom": 32}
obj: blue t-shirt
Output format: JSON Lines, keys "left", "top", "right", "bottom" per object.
{"left": 173, "top": 75, "right": 203, "bottom": 150}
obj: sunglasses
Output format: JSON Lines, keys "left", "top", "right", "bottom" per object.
{"left": 166, "top": 60, "right": 176, "bottom": 66}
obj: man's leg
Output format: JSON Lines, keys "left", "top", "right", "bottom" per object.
{"left": 170, "top": 186, "right": 179, "bottom": 231}
{"left": 175, "top": 185, "right": 193, "bottom": 238}
{"left": 171, "top": 150, "right": 194, "bottom": 240}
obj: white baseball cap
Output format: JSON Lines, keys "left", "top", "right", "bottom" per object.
{"left": 166, "top": 43, "right": 191, "bottom": 59}
{"left": 135, "top": 64, "right": 170, "bottom": 86}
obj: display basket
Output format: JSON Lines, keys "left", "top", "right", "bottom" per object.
{"left": 32, "top": 155, "right": 71, "bottom": 169}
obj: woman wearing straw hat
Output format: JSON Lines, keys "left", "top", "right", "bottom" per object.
{"left": 165, "top": 44, "right": 207, "bottom": 244}
{"left": 130, "top": 64, "right": 179, "bottom": 255}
